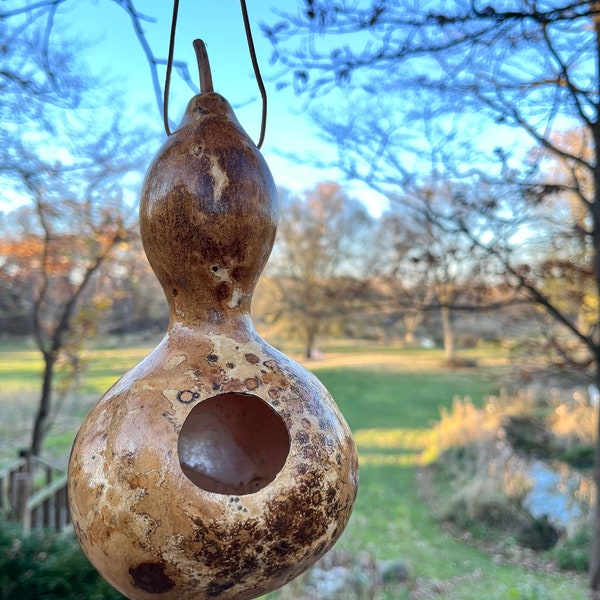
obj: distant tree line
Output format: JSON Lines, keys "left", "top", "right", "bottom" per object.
{"left": 2, "top": 178, "right": 555, "bottom": 364}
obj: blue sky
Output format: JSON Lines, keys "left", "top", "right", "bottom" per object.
{"left": 59, "top": 1, "right": 389, "bottom": 215}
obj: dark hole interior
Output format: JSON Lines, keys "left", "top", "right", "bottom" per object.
{"left": 177, "top": 393, "right": 290, "bottom": 495}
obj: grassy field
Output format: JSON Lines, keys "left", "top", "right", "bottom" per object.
{"left": 0, "top": 339, "right": 590, "bottom": 598}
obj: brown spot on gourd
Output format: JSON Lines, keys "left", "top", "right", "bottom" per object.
{"left": 262, "top": 372, "right": 288, "bottom": 388}
{"left": 286, "top": 394, "right": 304, "bottom": 414}
{"left": 231, "top": 265, "right": 248, "bottom": 281}
{"left": 245, "top": 353, "right": 260, "bottom": 364}
{"left": 245, "top": 377, "right": 260, "bottom": 390}
{"left": 129, "top": 561, "right": 174, "bottom": 593}
{"left": 295, "top": 431, "right": 309, "bottom": 445}
{"left": 215, "top": 281, "right": 230, "bottom": 301}
{"left": 207, "top": 581, "right": 235, "bottom": 597}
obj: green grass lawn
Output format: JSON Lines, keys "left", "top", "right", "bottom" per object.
{"left": 0, "top": 340, "right": 590, "bottom": 598}
{"left": 315, "top": 366, "right": 498, "bottom": 429}
{"left": 0, "top": 340, "right": 159, "bottom": 464}
{"left": 303, "top": 358, "right": 588, "bottom": 599}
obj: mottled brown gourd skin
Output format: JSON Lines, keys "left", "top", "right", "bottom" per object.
{"left": 68, "top": 90, "right": 359, "bottom": 600}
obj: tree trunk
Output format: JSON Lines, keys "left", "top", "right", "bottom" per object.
{"left": 305, "top": 329, "right": 316, "bottom": 359}
{"left": 589, "top": 353, "right": 600, "bottom": 596}
{"left": 440, "top": 305, "right": 455, "bottom": 361}
{"left": 589, "top": 137, "right": 600, "bottom": 592}
{"left": 29, "top": 351, "right": 56, "bottom": 457}
{"left": 404, "top": 312, "right": 423, "bottom": 345}
{"left": 587, "top": 10, "right": 600, "bottom": 593}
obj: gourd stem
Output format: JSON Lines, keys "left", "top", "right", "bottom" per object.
{"left": 194, "top": 39, "right": 214, "bottom": 94}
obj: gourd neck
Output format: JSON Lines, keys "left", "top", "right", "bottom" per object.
{"left": 167, "top": 311, "right": 257, "bottom": 343}
{"left": 167, "top": 284, "right": 253, "bottom": 327}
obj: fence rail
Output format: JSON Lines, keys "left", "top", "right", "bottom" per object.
{"left": 26, "top": 474, "right": 70, "bottom": 531}
{"left": 0, "top": 455, "right": 70, "bottom": 532}
{"left": 0, "top": 458, "right": 27, "bottom": 510}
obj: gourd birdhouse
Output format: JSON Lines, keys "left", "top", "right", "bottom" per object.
{"left": 68, "top": 40, "right": 358, "bottom": 600}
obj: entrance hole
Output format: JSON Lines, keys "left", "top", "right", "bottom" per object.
{"left": 177, "top": 393, "right": 290, "bottom": 495}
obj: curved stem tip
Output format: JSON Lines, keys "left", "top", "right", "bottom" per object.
{"left": 193, "top": 39, "right": 214, "bottom": 94}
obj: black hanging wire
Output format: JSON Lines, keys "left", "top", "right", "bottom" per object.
{"left": 163, "top": 0, "right": 267, "bottom": 147}
{"left": 163, "top": 0, "right": 180, "bottom": 136}
{"left": 240, "top": 0, "right": 267, "bottom": 148}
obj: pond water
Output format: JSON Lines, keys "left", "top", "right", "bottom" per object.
{"left": 523, "top": 460, "right": 593, "bottom": 533}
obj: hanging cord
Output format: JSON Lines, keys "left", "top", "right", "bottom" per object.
{"left": 163, "top": 0, "right": 180, "bottom": 136}
{"left": 163, "top": 0, "right": 268, "bottom": 147}
{"left": 240, "top": 0, "right": 267, "bottom": 148}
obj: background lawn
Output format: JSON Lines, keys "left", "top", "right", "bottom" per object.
{"left": 0, "top": 340, "right": 590, "bottom": 598}
{"left": 300, "top": 355, "right": 588, "bottom": 599}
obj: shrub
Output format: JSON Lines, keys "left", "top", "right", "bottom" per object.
{"left": 421, "top": 392, "right": 536, "bottom": 465}
{"left": 423, "top": 387, "right": 593, "bottom": 568}
{"left": 515, "top": 515, "right": 560, "bottom": 551}
{"left": 553, "top": 527, "right": 591, "bottom": 572}
{"left": 550, "top": 401, "right": 596, "bottom": 447}
{"left": 0, "top": 520, "right": 123, "bottom": 599}
{"left": 430, "top": 441, "right": 535, "bottom": 545}
{"left": 421, "top": 397, "right": 502, "bottom": 464}
{"left": 560, "top": 443, "right": 595, "bottom": 469}
{"left": 502, "top": 415, "right": 564, "bottom": 458}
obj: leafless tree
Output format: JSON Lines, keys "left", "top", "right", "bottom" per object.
{"left": 266, "top": 182, "right": 375, "bottom": 358}
{"left": 0, "top": 15, "right": 154, "bottom": 456}
{"left": 264, "top": 1, "right": 600, "bottom": 591}
{"left": 5, "top": 117, "right": 151, "bottom": 456}
{"left": 375, "top": 188, "right": 488, "bottom": 360}
{"left": 0, "top": 1, "right": 195, "bottom": 125}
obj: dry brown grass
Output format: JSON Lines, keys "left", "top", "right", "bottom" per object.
{"left": 421, "top": 392, "right": 535, "bottom": 465}
{"left": 550, "top": 400, "right": 597, "bottom": 446}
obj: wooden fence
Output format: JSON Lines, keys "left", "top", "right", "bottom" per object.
{"left": 0, "top": 455, "right": 70, "bottom": 532}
